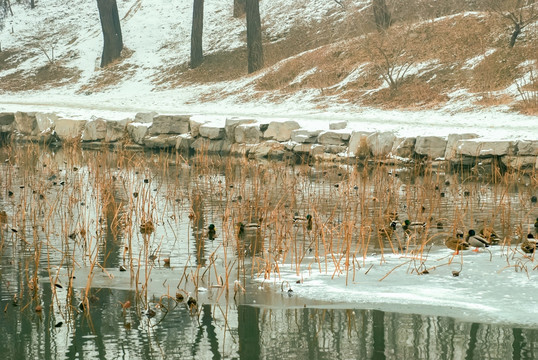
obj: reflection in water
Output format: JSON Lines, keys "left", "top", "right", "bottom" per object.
{"left": 1, "top": 147, "right": 537, "bottom": 359}
{"left": 191, "top": 190, "right": 206, "bottom": 267}
{"left": 4, "top": 287, "right": 535, "bottom": 360}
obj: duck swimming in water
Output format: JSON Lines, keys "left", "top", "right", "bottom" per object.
{"left": 237, "top": 221, "right": 261, "bottom": 237}
{"left": 466, "top": 229, "right": 490, "bottom": 252}
{"left": 293, "top": 214, "right": 312, "bottom": 230}
{"left": 207, "top": 224, "right": 217, "bottom": 240}
{"left": 403, "top": 220, "right": 426, "bottom": 234}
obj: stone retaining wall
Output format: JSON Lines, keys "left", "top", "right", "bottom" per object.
{"left": 1, "top": 111, "right": 536, "bottom": 170}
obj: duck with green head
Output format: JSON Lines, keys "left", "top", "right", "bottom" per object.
{"left": 466, "top": 229, "right": 490, "bottom": 252}
{"left": 403, "top": 220, "right": 426, "bottom": 233}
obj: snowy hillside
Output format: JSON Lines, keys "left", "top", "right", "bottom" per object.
{"left": 0, "top": 0, "right": 342, "bottom": 86}
{"left": 0, "top": 0, "right": 537, "bottom": 140}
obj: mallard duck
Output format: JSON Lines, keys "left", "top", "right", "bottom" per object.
{"left": 466, "top": 229, "right": 490, "bottom": 252}
{"left": 403, "top": 220, "right": 426, "bottom": 233}
{"left": 521, "top": 234, "right": 537, "bottom": 254}
{"left": 237, "top": 221, "right": 261, "bottom": 236}
{"left": 390, "top": 221, "right": 405, "bottom": 240}
{"left": 187, "top": 297, "right": 197, "bottom": 312}
{"left": 294, "top": 214, "right": 312, "bottom": 230}
{"left": 139, "top": 220, "right": 155, "bottom": 234}
{"left": 378, "top": 223, "right": 394, "bottom": 238}
{"left": 207, "top": 224, "right": 217, "bottom": 240}
{"left": 445, "top": 231, "right": 470, "bottom": 255}
{"left": 479, "top": 227, "right": 500, "bottom": 245}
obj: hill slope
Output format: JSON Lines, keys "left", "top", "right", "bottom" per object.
{"left": 0, "top": 0, "right": 537, "bottom": 120}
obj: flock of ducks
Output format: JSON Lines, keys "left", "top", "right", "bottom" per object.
{"left": 199, "top": 212, "right": 538, "bottom": 257}
{"left": 444, "top": 226, "right": 538, "bottom": 255}
{"left": 382, "top": 214, "right": 538, "bottom": 256}
{"left": 112, "top": 206, "right": 538, "bottom": 260}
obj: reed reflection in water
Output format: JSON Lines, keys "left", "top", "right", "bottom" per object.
{"left": 1, "top": 288, "right": 537, "bottom": 360}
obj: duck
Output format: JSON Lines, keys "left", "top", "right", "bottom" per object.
{"left": 293, "top": 214, "right": 312, "bottom": 230}
{"left": 520, "top": 234, "right": 537, "bottom": 254}
{"left": 479, "top": 226, "right": 500, "bottom": 245}
{"left": 389, "top": 221, "right": 405, "bottom": 240}
{"left": 378, "top": 223, "right": 394, "bottom": 238}
{"left": 445, "top": 231, "right": 470, "bottom": 255}
{"left": 403, "top": 220, "right": 426, "bottom": 233}
{"left": 139, "top": 220, "right": 155, "bottom": 234}
{"left": 207, "top": 224, "right": 217, "bottom": 240}
{"left": 237, "top": 221, "right": 261, "bottom": 236}
{"left": 187, "top": 296, "right": 197, "bottom": 312}
{"left": 466, "top": 229, "right": 490, "bottom": 252}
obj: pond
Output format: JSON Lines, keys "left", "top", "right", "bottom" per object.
{"left": 0, "top": 144, "right": 537, "bottom": 359}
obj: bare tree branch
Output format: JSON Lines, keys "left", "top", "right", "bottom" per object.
{"left": 484, "top": 0, "right": 537, "bottom": 47}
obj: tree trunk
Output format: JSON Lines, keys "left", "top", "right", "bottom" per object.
{"left": 30, "top": 0, "right": 34, "bottom": 9}
{"left": 246, "top": 0, "right": 263, "bottom": 73}
{"left": 96, "top": 0, "right": 123, "bottom": 68}
{"left": 233, "top": 0, "right": 246, "bottom": 18}
{"left": 509, "top": 22, "right": 521, "bottom": 48}
{"left": 373, "top": 0, "right": 391, "bottom": 31}
{"left": 190, "top": 0, "right": 204, "bottom": 69}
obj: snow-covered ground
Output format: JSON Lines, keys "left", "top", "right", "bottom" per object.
{"left": 258, "top": 246, "right": 538, "bottom": 327}
{"left": 1, "top": 90, "right": 537, "bottom": 141}
{"left": 1, "top": 1, "right": 536, "bottom": 141}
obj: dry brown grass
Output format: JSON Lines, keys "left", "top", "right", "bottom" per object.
{"left": 473, "top": 93, "right": 514, "bottom": 107}
{"left": 152, "top": 12, "right": 366, "bottom": 89}
{"left": 363, "top": 79, "right": 450, "bottom": 109}
{"left": 153, "top": 48, "right": 248, "bottom": 88}
{"left": 469, "top": 47, "right": 535, "bottom": 92}
{"left": 251, "top": 12, "right": 535, "bottom": 110}
{"left": 0, "top": 62, "right": 80, "bottom": 92}
{"left": 0, "top": 49, "right": 26, "bottom": 72}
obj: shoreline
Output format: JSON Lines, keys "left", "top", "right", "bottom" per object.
{"left": 0, "top": 109, "right": 536, "bottom": 171}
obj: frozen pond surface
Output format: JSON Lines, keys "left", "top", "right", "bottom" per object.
{"left": 0, "top": 145, "right": 537, "bottom": 359}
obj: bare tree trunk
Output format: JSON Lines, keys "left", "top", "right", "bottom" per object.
{"left": 6, "top": 0, "right": 13, "bottom": 16}
{"left": 30, "top": 0, "right": 35, "bottom": 9}
{"left": 373, "top": 0, "right": 391, "bottom": 31}
{"left": 509, "top": 21, "right": 521, "bottom": 48}
{"left": 246, "top": 0, "right": 263, "bottom": 73}
{"left": 234, "top": 0, "right": 246, "bottom": 17}
{"left": 96, "top": 0, "right": 123, "bottom": 68}
{"left": 190, "top": 0, "right": 204, "bottom": 68}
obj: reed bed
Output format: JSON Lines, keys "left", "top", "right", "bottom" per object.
{"left": 0, "top": 143, "right": 536, "bottom": 335}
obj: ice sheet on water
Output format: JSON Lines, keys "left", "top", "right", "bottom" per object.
{"left": 256, "top": 246, "right": 538, "bottom": 327}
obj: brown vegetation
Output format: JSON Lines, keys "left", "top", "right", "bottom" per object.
{"left": 1, "top": 4, "right": 536, "bottom": 114}
{"left": 0, "top": 62, "right": 80, "bottom": 91}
